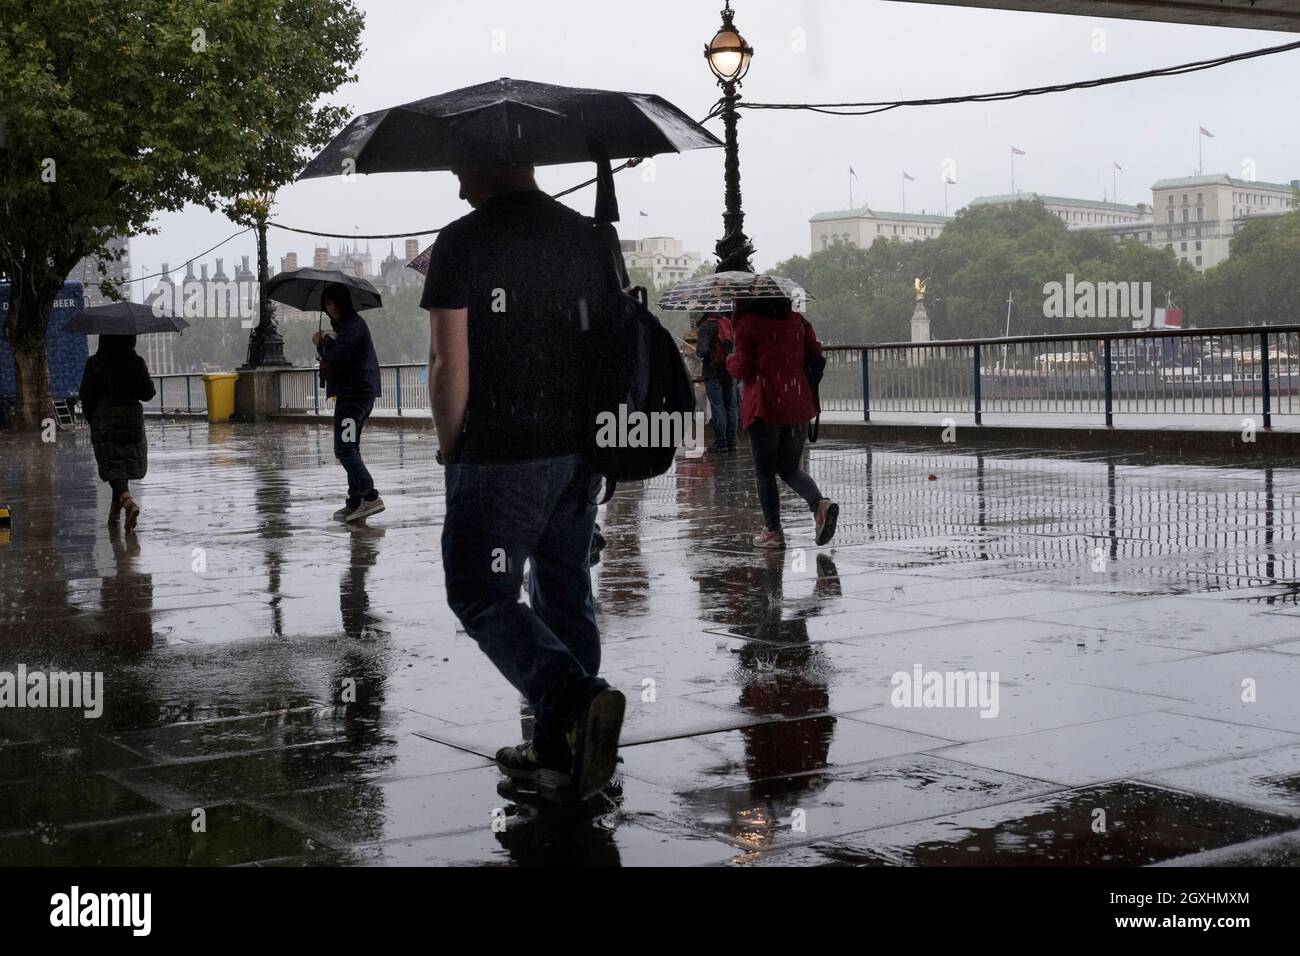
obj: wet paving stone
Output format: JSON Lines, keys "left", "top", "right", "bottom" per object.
{"left": 1144, "top": 744, "right": 1300, "bottom": 817}
{"left": 0, "top": 773, "right": 164, "bottom": 832}
{"left": 937, "top": 712, "right": 1300, "bottom": 786}
{"left": 841, "top": 681, "right": 1171, "bottom": 743}
{"left": 7, "top": 425, "right": 1300, "bottom": 864}
{"left": 109, "top": 706, "right": 349, "bottom": 761}
{"left": 671, "top": 753, "right": 1058, "bottom": 854}
{"left": 0, "top": 804, "right": 318, "bottom": 866}
{"left": 0, "top": 733, "right": 145, "bottom": 783}
{"left": 776, "top": 781, "right": 1298, "bottom": 867}
{"left": 620, "top": 716, "right": 952, "bottom": 792}
{"left": 414, "top": 693, "right": 771, "bottom": 758}
{"left": 342, "top": 813, "right": 741, "bottom": 867}
{"left": 111, "top": 725, "right": 492, "bottom": 810}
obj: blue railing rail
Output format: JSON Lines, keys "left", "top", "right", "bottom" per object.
{"left": 151, "top": 324, "right": 1300, "bottom": 426}
{"left": 821, "top": 323, "right": 1300, "bottom": 425}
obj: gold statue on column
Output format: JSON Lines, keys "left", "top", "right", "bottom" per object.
{"left": 914, "top": 277, "right": 928, "bottom": 301}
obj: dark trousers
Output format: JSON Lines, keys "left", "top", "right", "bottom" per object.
{"left": 747, "top": 421, "right": 824, "bottom": 532}
{"left": 705, "top": 377, "right": 739, "bottom": 448}
{"left": 441, "top": 453, "right": 608, "bottom": 758}
{"left": 333, "top": 396, "right": 376, "bottom": 508}
{"left": 109, "top": 478, "right": 130, "bottom": 498}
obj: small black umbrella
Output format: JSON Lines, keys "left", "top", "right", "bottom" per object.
{"left": 263, "top": 268, "right": 383, "bottom": 313}
{"left": 62, "top": 301, "right": 190, "bottom": 336}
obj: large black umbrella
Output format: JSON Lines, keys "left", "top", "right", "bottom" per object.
{"left": 263, "top": 268, "right": 383, "bottom": 313}
{"left": 298, "top": 77, "right": 721, "bottom": 180}
{"left": 62, "top": 301, "right": 189, "bottom": 336}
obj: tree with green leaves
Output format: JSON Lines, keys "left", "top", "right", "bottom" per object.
{"left": 1188, "top": 209, "right": 1300, "bottom": 328}
{"left": 772, "top": 200, "right": 1202, "bottom": 344}
{"left": 0, "top": 0, "right": 363, "bottom": 429}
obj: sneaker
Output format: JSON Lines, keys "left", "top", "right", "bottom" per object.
{"left": 753, "top": 528, "right": 785, "bottom": 549}
{"left": 345, "top": 496, "right": 385, "bottom": 523}
{"left": 814, "top": 499, "right": 839, "bottom": 546}
{"left": 495, "top": 741, "right": 574, "bottom": 797}
{"left": 565, "top": 688, "right": 626, "bottom": 801}
{"left": 332, "top": 504, "right": 356, "bottom": 522}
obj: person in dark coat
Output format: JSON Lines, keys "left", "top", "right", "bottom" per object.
{"left": 312, "top": 283, "right": 384, "bottom": 523}
{"left": 696, "top": 312, "right": 739, "bottom": 452}
{"left": 79, "top": 334, "right": 156, "bottom": 530}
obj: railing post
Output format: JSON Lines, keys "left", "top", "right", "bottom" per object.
{"left": 395, "top": 366, "right": 402, "bottom": 416}
{"left": 973, "top": 344, "right": 982, "bottom": 425}
{"left": 1103, "top": 338, "right": 1113, "bottom": 427}
{"left": 186, "top": 376, "right": 192, "bottom": 414}
{"left": 1261, "top": 330, "right": 1272, "bottom": 429}
{"left": 159, "top": 377, "right": 164, "bottom": 415}
{"left": 861, "top": 349, "right": 870, "bottom": 422}
{"left": 314, "top": 370, "right": 320, "bottom": 415}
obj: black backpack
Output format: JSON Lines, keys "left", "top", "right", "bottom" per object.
{"left": 582, "top": 221, "right": 695, "bottom": 503}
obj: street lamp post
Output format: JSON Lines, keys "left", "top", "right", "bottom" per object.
{"left": 240, "top": 192, "right": 290, "bottom": 369}
{"left": 705, "top": 1, "right": 755, "bottom": 274}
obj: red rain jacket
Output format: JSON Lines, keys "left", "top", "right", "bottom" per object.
{"left": 726, "top": 310, "right": 823, "bottom": 429}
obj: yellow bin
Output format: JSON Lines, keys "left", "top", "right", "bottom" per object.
{"left": 202, "top": 372, "right": 239, "bottom": 423}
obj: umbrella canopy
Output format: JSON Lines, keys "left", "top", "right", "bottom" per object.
{"left": 263, "top": 269, "right": 383, "bottom": 313}
{"left": 297, "top": 77, "right": 721, "bottom": 180}
{"left": 62, "top": 301, "right": 189, "bottom": 336}
{"left": 658, "top": 272, "right": 815, "bottom": 313}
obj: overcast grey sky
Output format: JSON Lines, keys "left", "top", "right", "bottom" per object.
{"left": 129, "top": 0, "right": 1300, "bottom": 296}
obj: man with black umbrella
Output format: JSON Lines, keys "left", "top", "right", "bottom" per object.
{"left": 312, "top": 282, "right": 384, "bottom": 523}
{"left": 423, "top": 160, "right": 626, "bottom": 802}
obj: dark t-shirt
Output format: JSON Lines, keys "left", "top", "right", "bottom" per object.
{"left": 420, "top": 190, "right": 608, "bottom": 462}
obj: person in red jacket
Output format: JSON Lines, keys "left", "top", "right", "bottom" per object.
{"left": 726, "top": 295, "right": 839, "bottom": 548}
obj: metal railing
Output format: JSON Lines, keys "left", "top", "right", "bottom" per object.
{"left": 150, "top": 373, "right": 210, "bottom": 415}
{"left": 152, "top": 325, "right": 1300, "bottom": 428}
{"left": 275, "top": 365, "right": 429, "bottom": 416}
{"left": 822, "top": 324, "right": 1300, "bottom": 426}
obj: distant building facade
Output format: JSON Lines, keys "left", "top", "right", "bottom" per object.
{"left": 67, "top": 237, "right": 131, "bottom": 308}
{"left": 810, "top": 174, "right": 1298, "bottom": 273}
{"left": 619, "top": 237, "right": 701, "bottom": 288}
{"left": 1071, "top": 174, "right": 1299, "bottom": 271}
{"left": 810, "top": 207, "right": 951, "bottom": 251}
{"left": 967, "top": 193, "right": 1148, "bottom": 228}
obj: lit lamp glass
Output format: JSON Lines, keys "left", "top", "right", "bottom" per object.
{"left": 705, "top": 28, "right": 752, "bottom": 83}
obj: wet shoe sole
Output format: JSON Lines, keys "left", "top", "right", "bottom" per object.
{"left": 497, "top": 763, "right": 576, "bottom": 800}
{"left": 574, "top": 689, "right": 625, "bottom": 801}
{"left": 816, "top": 503, "right": 839, "bottom": 546}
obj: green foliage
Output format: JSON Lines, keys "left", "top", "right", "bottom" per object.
{"left": 771, "top": 200, "right": 1204, "bottom": 344}
{"left": 0, "top": 0, "right": 364, "bottom": 425}
{"left": 1187, "top": 211, "right": 1300, "bottom": 327}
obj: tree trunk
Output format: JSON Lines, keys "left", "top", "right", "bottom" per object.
{"left": 4, "top": 283, "right": 58, "bottom": 432}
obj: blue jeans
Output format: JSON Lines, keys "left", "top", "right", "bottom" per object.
{"left": 705, "top": 377, "right": 738, "bottom": 447}
{"left": 333, "top": 396, "right": 376, "bottom": 508}
{"left": 441, "top": 454, "right": 607, "bottom": 757}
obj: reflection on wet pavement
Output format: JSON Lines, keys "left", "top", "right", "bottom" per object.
{"left": 3, "top": 421, "right": 1300, "bottom": 865}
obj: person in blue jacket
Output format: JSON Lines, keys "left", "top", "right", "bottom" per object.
{"left": 312, "top": 283, "right": 384, "bottom": 523}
